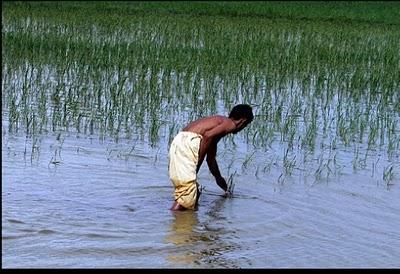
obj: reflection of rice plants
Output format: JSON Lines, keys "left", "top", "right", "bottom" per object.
{"left": 3, "top": 2, "right": 399, "bottom": 183}
{"left": 383, "top": 165, "right": 394, "bottom": 186}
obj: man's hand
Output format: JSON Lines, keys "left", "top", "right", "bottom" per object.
{"left": 216, "top": 176, "right": 228, "bottom": 192}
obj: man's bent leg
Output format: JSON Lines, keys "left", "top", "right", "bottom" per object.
{"left": 171, "top": 185, "right": 200, "bottom": 211}
{"left": 194, "top": 185, "right": 201, "bottom": 210}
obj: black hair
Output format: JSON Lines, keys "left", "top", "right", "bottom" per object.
{"left": 229, "top": 104, "right": 254, "bottom": 123}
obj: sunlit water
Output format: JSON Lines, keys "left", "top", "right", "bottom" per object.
{"left": 2, "top": 130, "right": 400, "bottom": 268}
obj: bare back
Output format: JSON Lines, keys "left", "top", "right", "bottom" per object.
{"left": 182, "top": 115, "right": 237, "bottom": 172}
{"left": 182, "top": 115, "right": 235, "bottom": 139}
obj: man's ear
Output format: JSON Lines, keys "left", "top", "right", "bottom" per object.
{"left": 237, "top": 118, "right": 247, "bottom": 128}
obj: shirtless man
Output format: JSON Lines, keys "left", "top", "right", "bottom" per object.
{"left": 168, "top": 104, "right": 254, "bottom": 211}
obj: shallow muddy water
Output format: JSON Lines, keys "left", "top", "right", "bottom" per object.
{"left": 2, "top": 131, "right": 400, "bottom": 268}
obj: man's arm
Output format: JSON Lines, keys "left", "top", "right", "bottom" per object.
{"left": 206, "top": 141, "right": 227, "bottom": 192}
{"left": 196, "top": 119, "right": 234, "bottom": 173}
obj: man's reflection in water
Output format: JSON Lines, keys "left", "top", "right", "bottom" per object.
{"left": 165, "top": 196, "right": 238, "bottom": 267}
{"left": 165, "top": 210, "right": 201, "bottom": 265}
{"left": 167, "top": 210, "right": 199, "bottom": 245}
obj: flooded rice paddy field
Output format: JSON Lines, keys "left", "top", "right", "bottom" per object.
{"left": 2, "top": 131, "right": 400, "bottom": 268}
{"left": 2, "top": 2, "right": 400, "bottom": 268}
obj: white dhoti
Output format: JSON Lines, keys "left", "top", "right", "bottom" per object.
{"left": 168, "top": 131, "right": 202, "bottom": 210}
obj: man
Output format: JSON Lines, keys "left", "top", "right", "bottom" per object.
{"left": 168, "top": 104, "right": 254, "bottom": 211}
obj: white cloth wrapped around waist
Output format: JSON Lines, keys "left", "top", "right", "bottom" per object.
{"left": 168, "top": 131, "right": 202, "bottom": 209}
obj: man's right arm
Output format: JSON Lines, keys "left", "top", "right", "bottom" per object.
{"left": 206, "top": 141, "right": 227, "bottom": 192}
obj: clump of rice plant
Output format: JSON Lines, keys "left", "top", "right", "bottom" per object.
{"left": 225, "top": 171, "right": 237, "bottom": 198}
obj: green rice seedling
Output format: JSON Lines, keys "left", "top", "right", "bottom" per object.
{"left": 30, "top": 135, "right": 40, "bottom": 164}
{"left": 313, "top": 152, "right": 333, "bottom": 183}
{"left": 242, "top": 151, "right": 256, "bottom": 170}
{"left": 277, "top": 173, "right": 285, "bottom": 186}
{"left": 383, "top": 165, "right": 394, "bottom": 186}
{"left": 283, "top": 147, "right": 297, "bottom": 177}
{"left": 371, "top": 157, "right": 380, "bottom": 178}
{"left": 225, "top": 171, "right": 237, "bottom": 198}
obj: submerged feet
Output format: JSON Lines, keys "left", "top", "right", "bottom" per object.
{"left": 170, "top": 201, "right": 187, "bottom": 211}
{"left": 170, "top": 187, "right": 202, "bottom": 211}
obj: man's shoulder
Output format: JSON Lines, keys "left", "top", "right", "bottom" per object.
{"left": 208, "top": 115, "right": 235, "bottom": 134}
{"left": 208, "top": 115, "right": 229, "bottom": 123}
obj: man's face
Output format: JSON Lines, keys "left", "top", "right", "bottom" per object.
{"left": 233, "top": 119, "right": 250, "bottom": 134}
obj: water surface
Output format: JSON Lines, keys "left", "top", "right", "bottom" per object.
{"left": 2, "top": 132, "right": 399, "bottom": 268}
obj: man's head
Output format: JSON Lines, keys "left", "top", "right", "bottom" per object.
{"left": 229, "top": 104, "right": 254, "bottom": 133}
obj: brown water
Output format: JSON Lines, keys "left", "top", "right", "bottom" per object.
{"left": 2, "top": 130, "right": 400, "bottom": 268}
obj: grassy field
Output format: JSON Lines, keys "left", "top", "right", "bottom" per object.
{"left": 4, "top": 1, "right": 400, "bottom": 25}
{"left": 2, "top": 1, "right": 400, "bottom": 183}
